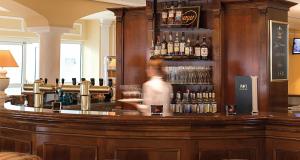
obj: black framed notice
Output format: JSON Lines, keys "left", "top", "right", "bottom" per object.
{"left": 270, "top": 20, "right": 288, "bottom": 81}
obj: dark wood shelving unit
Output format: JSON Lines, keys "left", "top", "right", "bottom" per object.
{"left": 150, "top": 0, "right": 220, "bottom": 110}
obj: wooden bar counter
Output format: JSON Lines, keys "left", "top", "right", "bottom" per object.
{"left": 1, "top": 104, "right": 300, "bottom": 160}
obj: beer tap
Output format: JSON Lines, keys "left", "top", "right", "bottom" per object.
{"left": 72, "top": 78, "right": 77, "bottom": 85}
{"left": 54, "top": 78, "right": 60, "bottom": 102}
{"left": 23, "top": 78, "right": 112, "bottom": 110}
{"left": 90, "top": 78, "right": 95, "bottom": 86}
{"left": 99, "top": 78, "right": 103, "bottom": 86}
{"left": 80, "top": 80, "right": 90, "bottom": 111}
{"left": 33, "top": 79, "right": 44, "bottom": 108}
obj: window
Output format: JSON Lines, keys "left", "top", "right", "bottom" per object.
{"left": 25, "top": 43, "right": 39, "bottom": 83}
{"left": 0, "top": 42, "right": 23, "bottom": 95}
{"left": 1, "top": 41, "right": 82, "bottom": 95}
{"left": 0, "top": 42, "right": 39, "bottom": 95}
{"left": 60, "top": 43, "right": 82, "bottom": 83}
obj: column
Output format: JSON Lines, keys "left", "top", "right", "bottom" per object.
{"left": 99, "top": 18, "right": 115, "bottom": 85}
{"left": 29, "top": 27, "right": 71, "bottom": 83}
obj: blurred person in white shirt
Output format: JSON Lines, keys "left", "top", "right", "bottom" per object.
{"left": 137, "top": 59, "right": 173, "bottom": 116}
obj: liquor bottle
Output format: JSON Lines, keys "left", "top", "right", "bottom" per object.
{"left": 203, "top": 88, "right": 210, "bottom": 113}
{"left": 200, "top": 37, "right": 209, "bottom": 60}
{"left": 170, "top": 93, "right": 176, "bottom": 113}
{"left": 150, "top": 40, "right": 155, "bottom": 57}
{"left": 154, "top": 36, "right": 162, "bottom": 56}
{"left": 194, "top": 35, "right": 201, "bottom": 58}
{"left": 183, "top": 91, "right": 191, "bottom": 113}
{"left": 184, "top": 38, "right": 191, "bottom": 56}
{"left": 161, "top": 34, "right": 168, "bottom": 56}
{"left": 179, "top": 32, "right": 186, "bottom": 56}
{"left": 196, "top": 92, "right": 204, "bottom": 114}
{"left": 208, "top": 88, "right": 213, "bottom": 113}
{"left": 175, "top": 91, "right": 182, "bottom": 113}
{"left": 161, "top": 2, "right": 168, "bottom": 25}
{"left": 174, "top": 32, "right": 180, "bottom": 55}
{"left": 168, "top": 2, "right": 175, "bottom": 25}
{"left": 191, "top": 92, "right": 197, "bottom": 113}
{"left": 167, "top": 32, "right": 174, "bottom": 56}
{"left": 175, "top": 0, "right": 182, "bottom": 24}
{"left": 211, "top": 90, "right": 217, "bottom": 113}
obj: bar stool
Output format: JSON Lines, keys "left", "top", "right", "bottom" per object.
{"left": 0, "top": 152, "right": 41, "bottom": 160}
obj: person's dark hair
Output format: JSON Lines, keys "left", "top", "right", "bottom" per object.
{"left": 147, "top": 59, "right": 167, "bottom": 80}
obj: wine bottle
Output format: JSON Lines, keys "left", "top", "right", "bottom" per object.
{"left": 167, "top": 32, "right": 174, "bottom": 56}
{"left": 161, "top": 34, "right": 168, "bottom": 56}
{"left": 179, "top": 32, "right": 186, "bottom": 56}
{"left": 184, "top": 38, "right": 191, "bottom": 56}
{"left": 168, "top": 2, "right": 175, "bottom": 24}
{"left": 154, "top": 35, "right": 162, "bottom": 56}
{"left": 200, "top": 37, "right": 209, "bottom": 60}
{"left": 174, "top": 32, "right": 180, "bottom": 55}
{"left": 161, "top": 2, "right": 168, "bottom": 25}
{"left": 175, "top": 0, "right": 182, "bottom": 24}
{"left": 194, "top": 35, "right": 201, "bottom": 58}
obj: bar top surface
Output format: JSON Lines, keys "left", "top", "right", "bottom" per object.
{"left": 1, "top": 103, "right": 300, "bottom": 126}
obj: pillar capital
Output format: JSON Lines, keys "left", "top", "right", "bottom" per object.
{"left": 100, "top": 18, "right": 115, "bottom": 27}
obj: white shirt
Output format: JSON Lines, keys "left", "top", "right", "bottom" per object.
{"left": 138, "top": 76, "right": 173, "bottom": 116}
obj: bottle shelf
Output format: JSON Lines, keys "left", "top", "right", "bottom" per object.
{"left": 165, "top": 60, "right": 213, "bottom": 66}
{"left": 159, "top": 27, "right": 213, "bottom": 34}
{"left": 171, "top": 83, "right": 213, "bottom": 85}
{"left": 150, "top": 56, "right": 213, "bottom": 66}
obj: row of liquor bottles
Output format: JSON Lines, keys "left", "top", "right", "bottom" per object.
{"left": 160, "top": 0, "right": 187, "bottom": 25}
{"left": 170, "top": 88, "right": 217, "bottom": 114}
{"left": 151, "top": 32, "right": 211, "bottom": 60}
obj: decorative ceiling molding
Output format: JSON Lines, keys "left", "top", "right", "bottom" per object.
{"left": 0, "top": 16, "right": 25, "bottom": 32}
{"left": 93, "top": 0, "right": 146, "bottom": 7}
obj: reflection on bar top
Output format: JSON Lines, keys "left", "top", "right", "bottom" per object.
{"left": 3, "top": 103, "right": 117, "bottom": 116}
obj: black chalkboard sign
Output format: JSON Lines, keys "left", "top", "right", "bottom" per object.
{"left": 270, "top": 20, "right": 288, "bottom": 81}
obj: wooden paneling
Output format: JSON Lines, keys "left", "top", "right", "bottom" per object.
{"left": 101, "top": 139, "right": 192, "bottom": 160}
{"left": 275, "top": 150, "right": 300, "bottom": 160}
{"left": 113, "top": 0, "right": 294, "bottom": 112}
{"left": 224, "top": 7, "right": 261, "bottom": 106}
{"left": 35, "top": 134, "right": 98, "bottom": 160}
{"left": 198, "top": 139, "right": 264, "bottom": 160}
{"left": 111, "top": 7, "right": 148, "bottom": 99}
{"left": 223, "top": 1, "right": 294, "bottom": 112}
{"left": 0, "top": 127, "right": 32, "bottom": 153}
{"left": 3, "top": 108, "right": 300, "bottom": 160}
{"left": 265, "top": 136, "right": 300, "bottom": 160}
{"left": 123, "top": 8, "right": 148, "bottom": 85}
{"left": 42, "top": 144, "right": 96, "bottom": 160}
{"left": 0, "top": 137, "right": 31, "bottom": 153}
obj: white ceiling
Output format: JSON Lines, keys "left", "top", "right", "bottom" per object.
{"left": 93, "top": 0, "right": 146, "bottom": 7}
{"left": 81, "top": 10, "right": 115, "bottom": 20}
{"left": 289, "top": 0, "right": 300, "bottom": 30}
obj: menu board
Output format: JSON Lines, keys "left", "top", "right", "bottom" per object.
{"left": 270, "top": 20, "right": 288, "bottom": 81}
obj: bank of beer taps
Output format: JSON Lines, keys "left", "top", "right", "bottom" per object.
{"left": 23, "top": 78, "right": 112, "bottom": 111}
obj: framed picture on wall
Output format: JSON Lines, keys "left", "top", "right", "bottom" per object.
{"left": 270, "top": 20, "right": 288, "bottom": 82}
